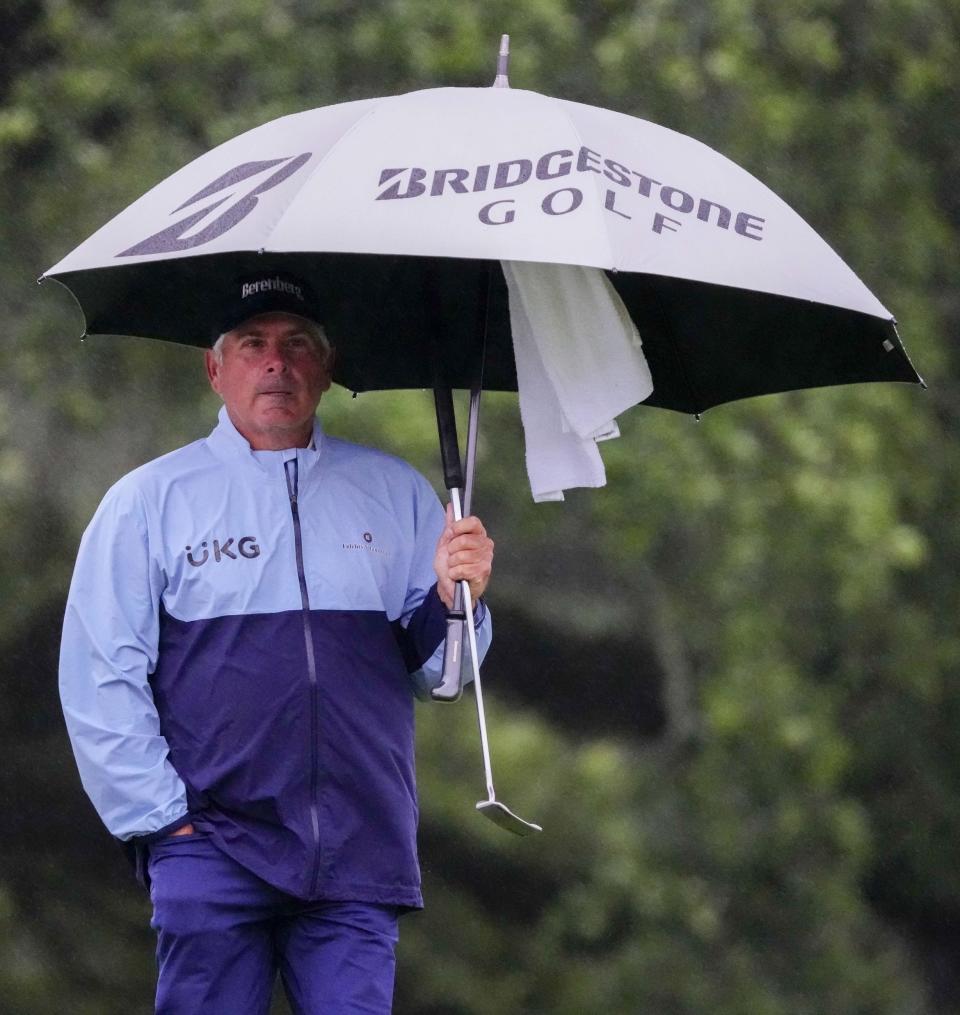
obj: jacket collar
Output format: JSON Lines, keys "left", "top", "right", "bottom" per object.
{"left": 206, "top": 405, "right": 325, "bottom": 477}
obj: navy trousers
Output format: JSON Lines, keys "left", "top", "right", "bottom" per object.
{"left": 148, "top": 832, "right": 400, "bottom": 1014}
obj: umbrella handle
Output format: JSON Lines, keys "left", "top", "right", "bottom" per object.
{"left": 430, "top": 385, "right": 482, "bottom": 702}
{"left": 431, "top": 264, "right": 489, "bottom": 703}
{"left": 431, "top": 384, "right": 466, "bottom": 701}
{"left": 433, "top": 386, "right": 464, "bottom": 491}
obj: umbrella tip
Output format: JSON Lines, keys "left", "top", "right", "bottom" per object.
{"left": 493, "top": 34, "right": 510, "bottom": 88}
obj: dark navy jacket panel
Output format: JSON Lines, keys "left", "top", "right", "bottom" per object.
{"left": 310, "top": 611, "right": 419, "bottom": 903}
{"left": 153, "top": 606, "right": 423, "bottom": 904}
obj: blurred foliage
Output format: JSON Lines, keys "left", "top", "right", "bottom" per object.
{"left": 2, "top": 0, "right": 959, "bottom": 1012}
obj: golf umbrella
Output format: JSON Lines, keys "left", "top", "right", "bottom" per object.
{"left": 42, "top": 83, "right": 919, "bottom": 404}
{"left": 42, "top": 54, "right": 922, "bottom": 835}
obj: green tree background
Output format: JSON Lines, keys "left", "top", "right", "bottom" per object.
{"left": 2, "top": 1, "right": 958, "bottom": 1012}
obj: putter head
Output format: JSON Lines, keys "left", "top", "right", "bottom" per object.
{"left": 476, "top": 800, "right": 542, "bottom": 836}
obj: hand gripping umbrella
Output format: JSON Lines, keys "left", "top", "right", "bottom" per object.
{"left": 42, "top": 37, "right": 922, "bottom": 835}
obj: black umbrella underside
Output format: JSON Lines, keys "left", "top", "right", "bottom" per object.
{"left": 48, "top": 251, "right": 922, "bottom": 415}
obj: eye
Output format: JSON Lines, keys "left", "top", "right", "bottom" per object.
{"left": 285, "top": 334, "right": 313, "bottom": 352}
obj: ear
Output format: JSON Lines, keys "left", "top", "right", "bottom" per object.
{"left": 205, "top": 349, "right": 223, "bottom": 396}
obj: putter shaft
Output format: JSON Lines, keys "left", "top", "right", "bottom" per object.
{"left": 452, "top": 488, "right": 542, "bottom": 837}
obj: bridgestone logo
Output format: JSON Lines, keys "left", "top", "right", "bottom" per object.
{"left": 242, "top": 277, "right": 304, "bottom": 300}
{"left": 117, "top": 153, "right": 312, "bottom": 258}
{"left": 374, "top": 145, "right": 766, "bottom": 241}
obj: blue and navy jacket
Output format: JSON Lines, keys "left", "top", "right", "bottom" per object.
{"left": 59, "top": 407, "right": 491, "bottom": 908}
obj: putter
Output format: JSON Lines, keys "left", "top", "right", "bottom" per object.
{"left": 431, "top": 382, "right": 542, "bottom": 836}
{"left": 450, "top": 486, "right": 542, "bottom": 837}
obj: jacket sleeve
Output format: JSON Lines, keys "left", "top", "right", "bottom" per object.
{"left": 398, "top": 477, "right": 492, "bottom": 700}
{"left": 59, "top": 479, "right": 190, "bottom": 841}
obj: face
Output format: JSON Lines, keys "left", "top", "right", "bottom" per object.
{"left": 205, "top": 312, "right": 333, "bottom": 450}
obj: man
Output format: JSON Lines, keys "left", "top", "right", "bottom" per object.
{"left": 59, "top": 272, "right": 494, "bottom": 1014}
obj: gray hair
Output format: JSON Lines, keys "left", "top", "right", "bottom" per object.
{"left": 211, "top": 318, "right": 332, "bottom": 365}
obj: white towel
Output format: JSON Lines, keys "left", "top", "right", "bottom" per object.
{"left": 502, "top": 260, "right": 654, "bottom": 502}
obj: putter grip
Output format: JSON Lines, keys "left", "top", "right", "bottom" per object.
{"left": 431, "top": 612, "right": 466, "bottom": 702}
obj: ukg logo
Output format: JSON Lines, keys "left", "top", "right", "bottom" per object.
{"left": 186, "top": 537, "right": 261, "bottom": 567}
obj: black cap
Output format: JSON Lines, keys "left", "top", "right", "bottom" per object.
{"left": 212, "top": 271, "right": 323, "bottom": 342}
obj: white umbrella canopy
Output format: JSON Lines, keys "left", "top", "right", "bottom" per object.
{"left": 44, "top": 79, "right": 920, "bottom": 409}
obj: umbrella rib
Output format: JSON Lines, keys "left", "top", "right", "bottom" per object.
{"left": 261, "top": 102, "right": 384, "bottom": 248}
{"left": 553, "top": 100, "right": 617, "bottom": 269}
{"left": 462, "top": 263, "right": 492, "bottom": 516}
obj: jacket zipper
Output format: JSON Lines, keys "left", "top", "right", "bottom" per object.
{"left": 284, "top": 457, "right": 322, "bottom": 897}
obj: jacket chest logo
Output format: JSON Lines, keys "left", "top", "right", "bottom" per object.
{"left": 342, "top": 531, "right": 388, "bottom": 556}
{"left": 186, "top": 537, "right": 260, "bottom": 567}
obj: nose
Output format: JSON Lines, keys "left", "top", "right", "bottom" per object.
{"left": 263, "top": 342, "right": 292, "bottom": 373}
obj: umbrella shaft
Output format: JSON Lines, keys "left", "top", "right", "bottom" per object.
{"left": 462, "top": 386, "right": 481, "bottom": 516}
